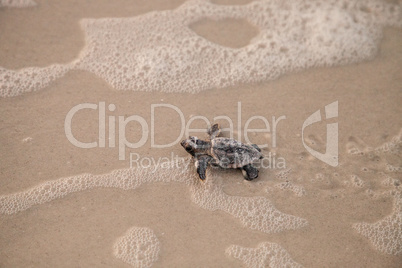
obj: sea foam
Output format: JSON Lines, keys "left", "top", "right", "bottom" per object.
{"left": 0, "top": 0, "right": 36, "bottom": 8}
{"left": 226, "top": 242, "right": 303, "bottom": 268}
{"left": 344, "top": 130, "right": 402, "bottom": 255}
{"left": 0, "top": 158, "right": 307, "bottom": 234}
{"left": 113, "top": 227, "right": 160, "bottom": 268}
{"left": 353, "top": 192, "right": 402, "bottom": 255}
{"left": 1, "top": 0, "right": 401, "bottom": 97}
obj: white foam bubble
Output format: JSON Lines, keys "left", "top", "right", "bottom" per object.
{"left": 274, "top": 181, "right": 306, "bottom": 197}
{"left": 350, "top": 174, "right": 366, "bottom": 188}
{"left": 226, "top": 242, "right": 303, "bottom": 268}
{"left": 21, "top": 137, "right": 33, "bottom": 143}
{"left": 385, "top": 164, "right": 402, "bottom": 173}
{"left": 113, "top": 226, "right": 160, "bottom": 268}
{"left": 0, "top": 65, "right": 71, "bottom": 97}
{"left": 374, "top": 129, "right": 402, "bottom": 155}
{"left": 275, "top": 168, "right": 292, "bottom": 180}
{"left": 0, "top": 0, "right": 36, "bottom": 7}
{"left": 347, "top": 129, "right": 402, "bottom": 157}
{"left": 1, "top": 0, "right": 401, "bottom": 97}
{"left": 353, "top": 193, "right": 402, "bottom": 255}
{"left": 312, "top": 173, "right": 331, "bottom": 184}
{"left": 381, "top": 175, "right": 401, "bottom": 188}
{"left": 0, "top": 158, "right": 307, "bottom": 234}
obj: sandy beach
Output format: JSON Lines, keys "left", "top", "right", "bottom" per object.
{"left": 0, "top": 0, "right": 401, "bottom": 267}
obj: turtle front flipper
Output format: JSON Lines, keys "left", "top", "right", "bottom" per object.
{"left": 195, "top": 154, "right": 213, "bottom": 181}
{"left": 207, "top": 123, "right": 221, "bottom": 139}
{"left": 251, "top": 144, "right": 261, "bottom": 152}
{"left": 241, "top": 164, "right": 259, "bottom": 181}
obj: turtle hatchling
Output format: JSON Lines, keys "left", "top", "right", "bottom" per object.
{"left": 180, "top": 124, "right": 264, "bottom": 181}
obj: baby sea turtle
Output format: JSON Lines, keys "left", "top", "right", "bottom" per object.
{"left": 180, "top": 124, "right": 264, "bottom": 181}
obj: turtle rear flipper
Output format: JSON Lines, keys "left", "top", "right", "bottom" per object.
{"left": 208, "top": 123, "right": 221, "bottom": 139}
{"left": 242, "top": 164, "right": 259, "bottom": 181}
{"left": 195, "top": 154, "right": 213, "bottom": 181}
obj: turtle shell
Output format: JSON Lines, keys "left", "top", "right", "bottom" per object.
{"left": 210, "top": 137, "right": 263, "bottom": 168}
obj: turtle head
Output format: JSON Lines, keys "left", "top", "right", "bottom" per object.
{"left": 180, "top": 136, "right": 209, "bottom": 156}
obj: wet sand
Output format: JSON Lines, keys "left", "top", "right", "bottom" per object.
{"left": 0, "top": 1, "right": 401, "bottom": 267}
